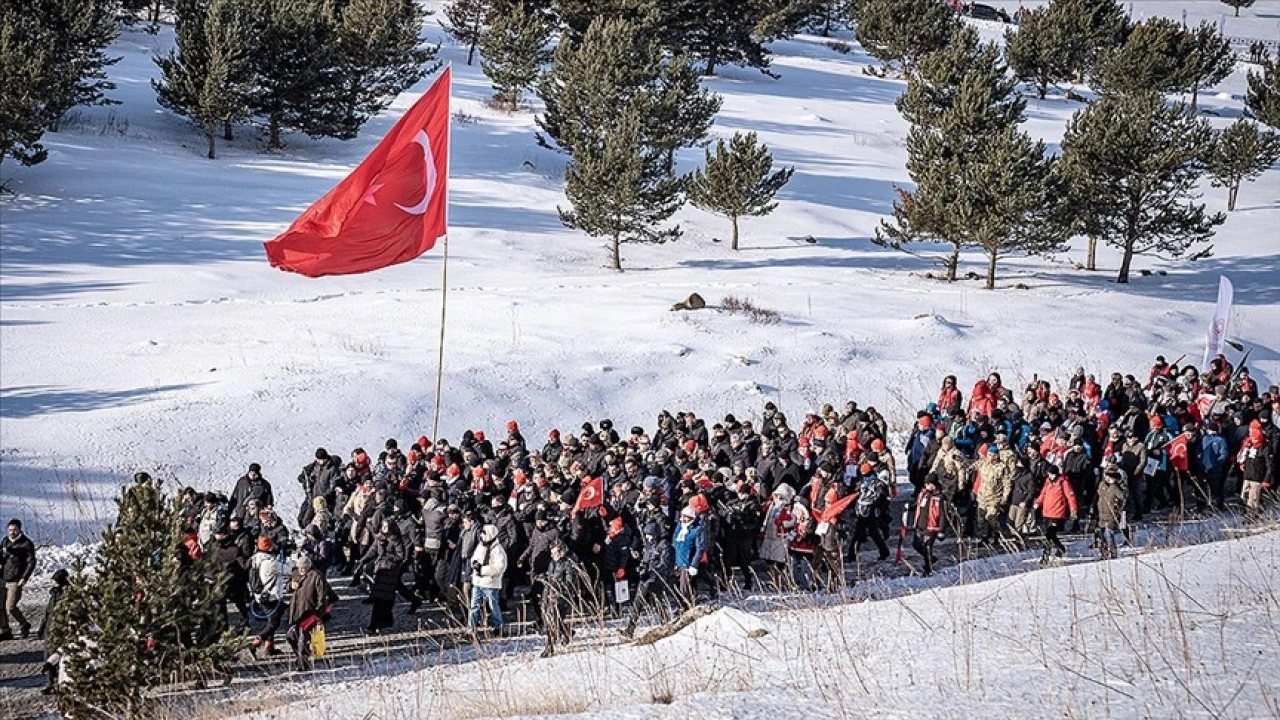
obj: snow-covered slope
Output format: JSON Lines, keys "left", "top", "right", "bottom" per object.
{"left": 2, "top": 2, "right": 1279, "bottom": 543}
{"left": 224, "top": 530, "right": 1280, "bottom": 720}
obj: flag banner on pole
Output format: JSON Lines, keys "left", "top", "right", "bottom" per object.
{"left": 1202, "top": 275, "right": 1233, "bottom": 368}
{"left": 264, "top": 68, "right": 451, "bottom": 278}
{"left": 573, "top": 477, "right": 603, "bottom": 515}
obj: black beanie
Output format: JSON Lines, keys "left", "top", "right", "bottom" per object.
{"left": 315, "top": 448, "right": 329, "bottom": 460}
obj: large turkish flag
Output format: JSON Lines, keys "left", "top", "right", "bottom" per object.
{"left": 264, "top": 68, "right": 450, "bottom": 277}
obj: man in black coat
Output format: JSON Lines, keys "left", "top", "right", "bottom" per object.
{"left": 0, "top": 518, "right": 37, "bottom": 640}
{"left": 298, "top": 449, "right": 342, "bottom": 529}
{"left": 229, "top": 463, "right": 274, "bottom": 521}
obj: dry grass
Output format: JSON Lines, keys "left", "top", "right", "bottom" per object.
{"left": 721, "top": 295, "right": 781, "bottom": 325}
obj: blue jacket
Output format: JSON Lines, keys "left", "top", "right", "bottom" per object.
{"left": 672, "top": 517, "right": 706, "bottom": 570}
{"left": 1200, "top": 434, "right": 1229, "bottom": 472}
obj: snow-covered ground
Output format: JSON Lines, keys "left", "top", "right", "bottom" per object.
{"left": 220, "top": 529, "right": 1280, "bottom": 720}
{"left": 2, "top": 2, "right": 1278, "bottom": 550}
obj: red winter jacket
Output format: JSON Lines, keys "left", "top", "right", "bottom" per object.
{"left": 1034, "top": 476, "right": 1078, "bottom": 521}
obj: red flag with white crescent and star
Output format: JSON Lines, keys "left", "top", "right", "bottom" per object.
{"left": 264, "top": 68, "right": 451, "bottom": 277}
{"left": 573, "top": 477, "right": 604, "bottom": 516}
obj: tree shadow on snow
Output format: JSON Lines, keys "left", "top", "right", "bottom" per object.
{"left": 0, "top": 383, "right": 197, "bottom": 419}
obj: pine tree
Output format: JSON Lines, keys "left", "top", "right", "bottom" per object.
{"left": 687, "top": 131, "right": 794, "bottom": 250}
{"left": 965, "top": 129, "right": 1067, "bottom": 289}
{"left": 0, "top": 6, "right": 57, "bottom": 168}
{"left": 481, "top": 2, "right": 553, "bottom": 109}
{"left": 50, "top": 472, "right": 240, "bottom": 718}
{"left": 536, "top": 16, "right": 719, "bottom": 162}
{"left": 852, "top": 0, "right": 959, "bottom": 75}
{"left": 1093, "top": 17, "right": 1196, "bottom": 96}
{"left": 1051, "top": 0, "right": 1128, "bottom": 84}
{"left": 878, "top": 27, "right": 1031, "bottom": 282}
{"left": 322, "top": 0, "right": 438, "bottom": 139}
{"left": 30, "top": 0, "right": 123, "bottom": 129}
{"left": 1246, "top": 55, "right": 1280, "bottom": 128}
{"left": 1004, "top": 4, "right": 1071, "bottom": 99}
{"left": 443, "top": 0, "right": 494, "bottom": 65}
{"left": 1204, "top": 118, "right": 1280, "bottom": 211}
{"left": 245, "top": 0, "right": 336, "bottom": 150}
{"left": 1059, "top": 92, "right": 1223, "bottom": 284}
{"left": 662, "top": 0, "right": 773, "bottom": 76}
{"left": 559, "top": 110, "right": 683, "bottom": 270}
{"left": 154, "top": 0, "right": 255, "bottom": 159}
{"left": 1221, "top": 0, "right": 1256, "bottom": 17}
{"left": 1184, "top": 21, "right": 1235, "bottom": 112}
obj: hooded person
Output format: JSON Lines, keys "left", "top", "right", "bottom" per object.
{"left": 286, "top": 553, "right": 337, "bottom": 670}
{"left": 468, "top": 524, "right": 508, "bottom": 633}
{"left": 538, "top": 541, "right": 585, "bottom": 657}
{"left": 671, "top": 506, "right": 707, "bottom": 605}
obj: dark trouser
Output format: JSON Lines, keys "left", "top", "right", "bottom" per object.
{"left": 1206, "top": 466, "right": 1226, "bottom": 507}
{"left": 1147, "top": 470, "right": 1171, "bottom": 511}
{"left": 812, "top": 547, "right": 844, "bottom": 589}
{"left": 912, "top": 532, "right": 938, "bottom": 576}
{"left": 908, "top": 466, "right": 926, "bottom": 498}
{"left": 629, "top": 576, "right": 674, "bottom": 626}
{"left": 1043, "top": 518, "right": 1067, "bottom": 556}
{"left": 225, "top": 588, "right": 251, "bottom": 630}
{"left": 852, "top": 516, "right": 889, "bottom": 560}
{"left": 721, "top": 536, "right": 755, "bottom": 589}
{"left": 540, "top": 596, "right": 572, "bottom": 651}
{"left": 414, "top": 550, "right": 440, "bottom": 602}
{"left": 369, "top": 597, "right": 395, "bottom": 630}
{"left": 287, "top": 621, "right": 315, "bottom": 669}
{"left": 257, "top": 599, "right": 286, "bottom": 643}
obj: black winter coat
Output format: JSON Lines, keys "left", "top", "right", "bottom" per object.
{"left": 0, "top": 533, "right": 35, "bottom": 583}
{"left": 521, "top": 525, "right": 562, "bottom": 575}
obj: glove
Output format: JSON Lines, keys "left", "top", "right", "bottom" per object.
{"left": 687, "top": 567, "right": 698, "bottom": 577}
{"left": 471, "top": 561, "right": 482, "bottom": 575}
{"left": 614, "top": 568, "right": 625, "bottom": 580}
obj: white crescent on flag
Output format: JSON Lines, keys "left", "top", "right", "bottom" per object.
{"left": 395, "top": 130, "right": 438, "bottom": 216}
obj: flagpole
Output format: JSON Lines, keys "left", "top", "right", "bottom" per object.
{"left": 432, "top": 66, "right": 453, "bottom": 443}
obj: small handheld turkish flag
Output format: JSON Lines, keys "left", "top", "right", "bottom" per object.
{"left": 573, "top": 477, "right": 604, "bottom": 516}
{"left": 264, "top": 68, "right": 451, "bottom": 277}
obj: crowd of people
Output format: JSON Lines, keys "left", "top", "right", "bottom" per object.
{"left": 11, "top": 354, "right": 1279, "bottom": 676}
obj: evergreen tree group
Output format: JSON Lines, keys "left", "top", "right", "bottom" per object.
{"left": 877, "top": 27, "right": 1066, "bottom": 289}
{"left": 154, "top": 0, "right": 438, "bottom": 155}
{"left": 540, "top": 17, "right": 721, "bottom": 269}
{"left": 480, "top": 2, "right": 553, "bottom": 109}
{"left": 1204, "top": 118, "right": 1280, "bottom": 211}
{"left": 49, "top": 472, "right": 240, "bottom": 718}
{"left": 1059, "top": 92, "right": 1224, "bottom": 284}
{"left": 0, "top": 0, "right": 121, "bottom": 169}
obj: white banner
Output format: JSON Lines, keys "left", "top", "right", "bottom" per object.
{"left": 1203, "top": 276, "right": 1233, "bottom": 369}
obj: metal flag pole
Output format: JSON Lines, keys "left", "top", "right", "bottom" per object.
{"left": 432, "top": 66, "right": 453, "bottom": 443}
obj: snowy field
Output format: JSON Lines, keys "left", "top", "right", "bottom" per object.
{"left": 220, "top": 528, "right": 1280, "bottom": 720}
{"left": 2, "top": 1, "right": 1279, "bottom": 550}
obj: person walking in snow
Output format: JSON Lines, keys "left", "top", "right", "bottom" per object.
{"left": 911, "top": 478, "right": 945, "bottom": 577}
{"left": 672, "top": 506, "right": 707, "bottom": 606}
{"left": 468, "top": 524, "right": 507, "bottom": 634}
{"left": 1034, "top": 465, "right": 1079, "bottom": 563}
{"left": 1094, "top": 466, "right": 1128, "bottom": 560}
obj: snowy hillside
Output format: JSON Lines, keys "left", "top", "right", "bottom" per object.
{"left": 224, "top": 529, "right": 1280, "bottom": 719}
{"left": 2, "top": 1, "right": 1279, "bottom": 543}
